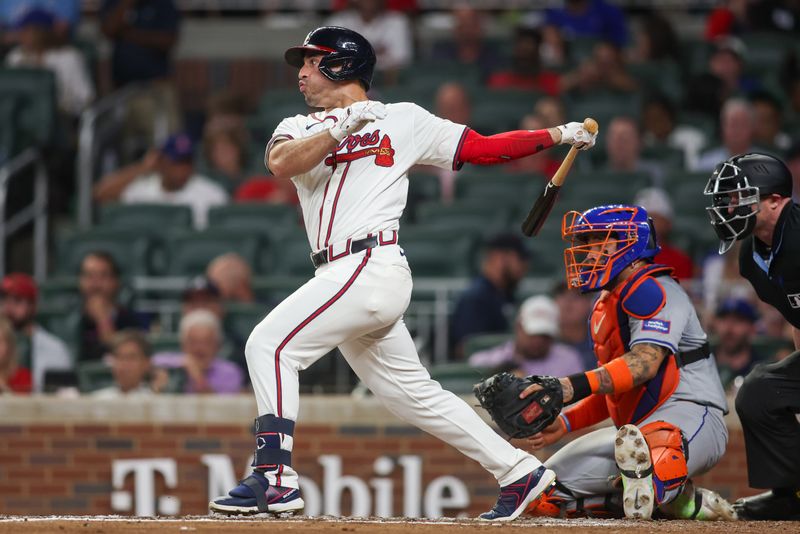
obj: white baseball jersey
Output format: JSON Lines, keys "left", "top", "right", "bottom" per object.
{"left": 266, "top": 101, "right": 468, "bottom": 251}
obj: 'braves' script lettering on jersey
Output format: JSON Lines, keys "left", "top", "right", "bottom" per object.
{"left": 324, "top": 130, "right": 395, "bottom": 168}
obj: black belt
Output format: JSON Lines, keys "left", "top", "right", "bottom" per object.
{"left": 310, "top": 236, "right": 379, "bottom": 269}
{"left": 673, "top": 342, "right": 711, "bottom": 368}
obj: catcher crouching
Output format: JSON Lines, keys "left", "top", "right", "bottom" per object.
{"left": 475, "top": 204, "right": 736, "bottom": 520}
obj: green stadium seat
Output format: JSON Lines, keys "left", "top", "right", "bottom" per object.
{"left": 742, "top": 33, "right": 798, "bottom": 74}
{"left": 0, "top": 68, "right": 57, "bottom": 154}
{"left": 148, "top": 333, "right": 181, "bottom": 354}
{"left": 641, "top": 145, "right": 685, "bottom": 170}
{"left": 268, "top": 233, "right": 316, "bottom": 278}
{"left": 428, "top": 363, "right": 489, "bottom": 395}
{"left": 76, "top": 360, "right": 114, "bottom": 393}
{"left": 399, "top": 60, "right": 482, "bottom": 91}
{"left": 252, "top": 275, "right": 307, "bottom": 303}
{"left": 628, "top": 61, "right": 683, "bottom": 103}
{"left": 35, "top": 305, "right": 81, "bottom": 358}
{"left": 166, "top": 230, "right": 264, "bottom": 276}
{"left": 98, "top": 204, "right": 194, "bottom": 232}
{"left": 415, "top": 200, "right": 513, "bottom": 229}
{"left": 38, "top": 277, "right": 80, "bottom": 309}
{"left": 207, "top": 203, "right": 300, "bottom": 239}
{"left": 400, "top": 234, "right": 475, "bottom": 277}
{"left": 224, "top": 302, "right": 269, "bottom": 346}
{"left": 471, "top": 91, "right": 544, "bottom": 135}
{"left": 56, "top": 228, "right": 155, "bottom": 277}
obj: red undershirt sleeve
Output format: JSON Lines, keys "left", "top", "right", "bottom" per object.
{"left": 455, "top": 128, "right": 556, "bottom": 166}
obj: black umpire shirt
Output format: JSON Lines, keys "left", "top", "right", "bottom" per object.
{"left": 739, "top": 201, "right": 800, "bottom": 329}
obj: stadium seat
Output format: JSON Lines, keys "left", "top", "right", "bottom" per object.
{"left": 207, "top": 203, "right": 300, "bottom": 239}
{"left": 400, "top": 234, "right": 475, "bottom": 277}
{"left": 148, "top": 333, "right": 181, "bottom": 354}
{"left": 415, "top": 199, "right": 513, "bottom": 230}
{"left": 38, "top": 277, "right": 80, "bottom": 309}
{"left": 76, "top": 360, "right": 114, "bottom": 393}
{"left": 428, "top": 363, "right": 490, "bottom": 395}
{"left": 35, "top": 305, "right": 81, "bottom": 358}
{"left": 252, "top": 275, "right": 307, "bottom": 303}
{"left": 223, "top": 302, "right": 269, "bottom": 346}
{"left": 56, "top": 228, "right": 155, "bottom": 277}
{"left": 165, "top": 229, "right": 264, "bottom": 276}
{"left": 628, "top": 61, "right": 683, "bottom": 103}
{"left": 0, "top": 68, "right": 57, "bottom": 154}
{"left": 98, "top": 204, "right": 194, "bottom": 232}
{"left": 641, "top": 145, "right": 685, "bottom": 170}
{"left": 268, "top": 233, "right": 316, "bottom": 278}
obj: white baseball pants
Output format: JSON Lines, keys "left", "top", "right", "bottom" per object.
{"left": 245, "top": 242, "right": 541, "bottom": 489}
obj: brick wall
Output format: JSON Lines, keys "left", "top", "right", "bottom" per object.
{"left": 0, "top": 396, "right": 756, "bottom": 517}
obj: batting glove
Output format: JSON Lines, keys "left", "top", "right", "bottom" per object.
{"left": 329, "top": 101, "right": 387, "bottom": 142}
{"left": 557, "top": 121, "right": 597, "bottom": 151}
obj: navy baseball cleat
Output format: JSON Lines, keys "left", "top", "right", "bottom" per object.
{"left": 209, "top": 471, "right": 304, "bottom": 515}
{"left": 479, "top": 465, "right": 557, "bottom": 521}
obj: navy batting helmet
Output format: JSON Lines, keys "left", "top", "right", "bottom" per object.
{"left": 704, "top": 152, "right": 793, "bottom": 253}
{"left": 285, "top": 26, "right": 377, "bottom": 90}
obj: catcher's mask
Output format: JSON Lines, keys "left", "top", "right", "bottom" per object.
{"left": 562, "top": 205, "right": 659, "bottom": 293}
{"left": 704, "top": 153, "right": 793, "bottom": 254}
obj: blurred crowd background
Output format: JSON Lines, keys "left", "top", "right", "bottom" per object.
{"left": 0, "top": 0, "right": 798, "bottom": 399}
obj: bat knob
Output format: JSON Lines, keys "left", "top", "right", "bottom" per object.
{"left": 582, "top": 118, "right": 599, "bottom": 134}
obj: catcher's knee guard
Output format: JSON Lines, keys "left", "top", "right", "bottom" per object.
{"left": 640, "top": 420, "right": 688, "bottom": 503}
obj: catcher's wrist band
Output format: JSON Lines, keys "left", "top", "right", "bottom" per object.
{"left": 568, "top": 358, "right": 635, "bottom": 401}
{"left": 567, "top": 373, "right": 591, "bottom": 402}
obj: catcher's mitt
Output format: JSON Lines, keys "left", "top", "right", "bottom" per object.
{"left": 473, "top": 372, "right": 564, "bottom": 438}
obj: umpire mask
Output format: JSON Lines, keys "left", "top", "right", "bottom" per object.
{"left": 704, "top": 160, "right": 759, "bottom": 254}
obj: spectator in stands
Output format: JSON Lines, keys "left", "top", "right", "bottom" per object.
{"left": 694, "top": 98, "right": 757, "bottom": 171}
{"left": 152, "top": 309, "right": 243, "bottom": 394}
{"left": 487, "top": 26, "right": 560, "bottom": 96}
{"left": 543, "top": 0, "right": 628, "bottom": 48}
{"left": 701, "top": 241, "right": 757, "bottom": 325}
{"left": 559, "top": 40, "right": 638, "bottom": 95}
{"left": 78, "top": 251, "right": 148, "bottom": 363}
{"left": 533, "top": 96, "right": 566, "bottom": 127}
{"left": 0, "top": 316, "right": 31, "bottom": 394}
{"left": 629, "top": 11, "right": 680, "bottom": 63}
{"left": 708, "top": 36, "right": 759, "bottom": 99}
{"left": 0, "top": 273, "right": 71, "bottom": 392}
{"left": 202, "top": 119, "right": 252, "bottom": 195}
{"left": 712, "top": 298, "right": 764, "bottom": 392}
{"left": 93, "top": 133, "right": 228, "bottom": 230}
{"left": 430, "top": 6, "right": 500, "bottom": 80}
{"left": 4, "top": 7, "right": 94, "bottom": 117}
{"left": 750, "top": 91, "right": 792, "bottom": 152}
{"left": 603, "top": 116, "right": 664, "bottom": 184}
{"left": 705, "top": 0, "right": 750, "bottom": 40}
{"left": 0, "top": 0, "right": 81, "bottom": 45}
{"left": 552, "top": 281, "right": 595, "bottom": 370}
{"left": 99, "top": 0, "right": 182, "bottom": 140}
{"left": 206, "top": 253, "right": 255, "bottom": 304}
{"left": 450, "top": 233, "right": 529, "bottom": 359}
{"left": 413, "top": 82, "right": 473, "bottom": 201}
{"left": 509, "top": 114, "right": 560, "bottom": 177}
{"left": 182, "top": 276, "right": 224, "bottom": 319}
{"left": 469, "top": 295, "right": 584, "bottom": 376}
{"left": 709, "top": 0, "right": 800, "bottom": 37}
{"left": 233, "top": 176, "right": 300, "bottom": 205}
{"left": 326, "top": 0, "right": 413, "bottom": 84}
{"left": 92, "top": 329, "right": 155, "bottom": 397}
{"left": 640, "top": 94, "right": 707, "bottom": 171}
{"left": 633, "top": 187, "right": 694, "bottom": 280}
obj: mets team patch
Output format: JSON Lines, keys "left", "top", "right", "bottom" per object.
{"left": 642, "top": 319, "right": 671, "bottom": 334}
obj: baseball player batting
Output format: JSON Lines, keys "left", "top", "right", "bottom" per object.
{"left": 209, "top": 26, "right": 596, "bottom": 521}
{"left": 503, "top": 205, "right": 736, "bottom": 520}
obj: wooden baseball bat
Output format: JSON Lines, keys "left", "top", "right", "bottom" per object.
{"left": 521, "top": 118, "right": 599, "bottom": 237}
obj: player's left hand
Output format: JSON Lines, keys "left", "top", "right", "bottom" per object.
{"left": 557, "top": 121, "right": 597, "bottom": 151}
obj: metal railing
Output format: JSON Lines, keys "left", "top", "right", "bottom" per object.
{"left": 0, "top": 147, "right": 48, "bottom": 280}
{"left": 76, "top": 84, "right": 170, "bottom": 229}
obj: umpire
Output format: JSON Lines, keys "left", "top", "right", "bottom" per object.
{"left": 705, "top": 152, "right": 800, "bottom": 520}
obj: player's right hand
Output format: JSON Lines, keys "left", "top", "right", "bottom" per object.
{"left": 557, "top": 121, "right": 597, "bottom": 150}
{"left": 329, "top": 100, "right": 387, "bottom": 142}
